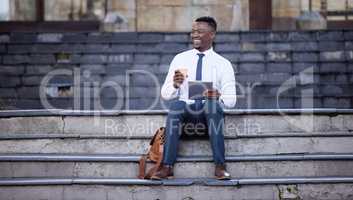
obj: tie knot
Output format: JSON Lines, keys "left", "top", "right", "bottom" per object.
{"left": 197, "top": 53, "right": 205, "bottom": 58}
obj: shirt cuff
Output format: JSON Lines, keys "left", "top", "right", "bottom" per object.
{"left": 169, "top": 86, "right": 180, "bottom": 99}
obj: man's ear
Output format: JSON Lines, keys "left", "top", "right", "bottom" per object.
{"left": 210, "top": 31, "right": 216, "bottom": 40}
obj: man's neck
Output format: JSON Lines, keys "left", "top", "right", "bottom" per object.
{"left": 197, "top": 46, "right": 212, "bottom": 52}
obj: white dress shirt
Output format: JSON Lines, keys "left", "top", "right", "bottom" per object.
{"left": 161, "top": 48, "right": 237, "bottom": 108}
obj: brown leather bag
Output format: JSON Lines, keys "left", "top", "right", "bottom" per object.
{"left": 138, "top": 127, "right": 165, "bottom": 179}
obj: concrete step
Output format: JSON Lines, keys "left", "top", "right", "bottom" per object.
{"left": 1, "top": 131, "right": 353, "bottom": 140}
{"left": 1, "top": 109, "right": 353, "bottom": 138}
{"left": 1, "top": 153, "right": 353, "bottom": 178}
{"left": 0, "top": 136, "right": 352, "bottom": 155}
{"left": 1, "top": 177, "right": 353, "bottom": 200}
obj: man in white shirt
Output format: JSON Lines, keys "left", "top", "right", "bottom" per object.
{"left": 152, "top": 16, "right": 236, "bottom": 180}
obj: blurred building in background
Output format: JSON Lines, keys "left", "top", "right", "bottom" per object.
{"left": 0, "top": 0, "right": 352, "bottom": 32}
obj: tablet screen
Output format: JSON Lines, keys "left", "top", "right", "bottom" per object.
{"left": 188, "top": 81, "right": 213, "bottom": 100}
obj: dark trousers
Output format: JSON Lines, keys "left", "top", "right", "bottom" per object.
{"left": 162, "top": 99, "right": 225, "bottom": 165}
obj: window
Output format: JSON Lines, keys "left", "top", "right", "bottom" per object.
{"left": 0, "top": 0, "right": 9, "bottom": 20}
{"left": 44, "top": 0, "right": 105, "bottom": 21}
{"left": 323, "top": 0, "right": 353, "bottom": 28}
{"left": 1, "top": 0, "right": 37, "bottom": 21}
{"left": 301, "top": 0, "right": 353, "bottom": 29}
{"left": 325, "top": 0, "right": 353, "bottom": 20}
{"left": 0, "top": 0, "right": 102, "bottom": 32}
{"left": 0, "top": 0, "right": 105, "bottom": 21}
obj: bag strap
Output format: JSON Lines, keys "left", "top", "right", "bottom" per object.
{"left": 138, "top": 155, "right": 147, "bottom": 179}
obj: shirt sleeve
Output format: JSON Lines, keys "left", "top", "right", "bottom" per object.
{"left": 161, "top": 56, "right": 179, "bottom": 100}
{"left": 219, "top": 61, "right": 236, "bottom": 108}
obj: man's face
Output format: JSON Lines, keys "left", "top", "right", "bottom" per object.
{"left": 191, "top": 21, "right": 215, "bottom": 52}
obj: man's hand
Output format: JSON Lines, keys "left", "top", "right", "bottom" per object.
{"left": 203, "top": 89, "right": 221, "bottom": 99}
{"left": 173, "top": 70, "right": 185, "bottom": 88}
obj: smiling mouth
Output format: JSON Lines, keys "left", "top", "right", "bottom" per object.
{"left": 193, "top": 39, "right": 201, "bottom": 45}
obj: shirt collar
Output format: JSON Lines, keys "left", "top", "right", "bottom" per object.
{"left": 194, "top": 47, "right": 214, "bottom": 57}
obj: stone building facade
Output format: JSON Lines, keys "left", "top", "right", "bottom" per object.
{"left": 4, "top": 0, "right": 353, "bottom": 31}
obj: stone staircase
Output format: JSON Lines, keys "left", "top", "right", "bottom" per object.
{"left": 1, "top": 30, "right": 353, "bottom": 110}
{"left": 1, "top": 109, "right": 353, "bottom": 199}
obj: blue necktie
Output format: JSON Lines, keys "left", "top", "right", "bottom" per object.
{"left": 196, "top": 53, "right": 204, "bottom": 80}
{"left": 195, "top": 53, "right": 205, "bottom": 110}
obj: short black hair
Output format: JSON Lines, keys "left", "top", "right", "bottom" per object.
{"left": 195, "top": 16, "right": 217, "bottom": 32}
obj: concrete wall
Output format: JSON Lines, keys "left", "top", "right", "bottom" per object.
{"left": 136, "top": 0, "right": 249, "bottom": 31}
{"left": 272, "top": 0, "right": 301, "bottom": 30}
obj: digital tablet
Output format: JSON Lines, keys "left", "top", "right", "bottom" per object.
{"left": 188, "top": 81, "right": 213, "bottom": 100}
